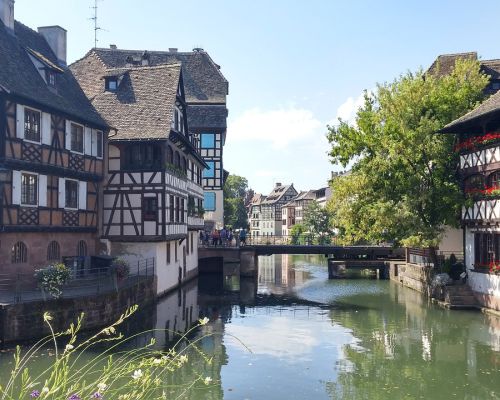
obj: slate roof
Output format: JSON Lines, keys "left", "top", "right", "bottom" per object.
{"left": 0, "top": 20, "right": 107, "bottom": 128}
{"left": 427, "top": 52, "right": 478, "bottom": 77}
{"left": 187, "top": 105, "right": 227, "bottom": 129}
{"left": 262, "top": 184, "right": 296, "bottom": 205}
{"left": 86, "top": 48, "right": 228, "bottom": 104}
{"left": 89, "top": 64, "right": 182, "bottom": 141}
{"left": 250, "top": 193, "right": 266, "bottom": 206}
{"left": 440, "top": 90, "right": 500, "bottom": 133}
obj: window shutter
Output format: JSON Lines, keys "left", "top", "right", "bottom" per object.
{"left": 16, "top": 104, "right": 24, "bottom": 139}
{"left": 84, "top": 127, "right": 92, "bottom": 155}
{"left": 38, "top": 174, "right": 47, "bottom": 207}
{"left": 41, "top": 113, "right": 51, "bottom": 145}
{"left": 12, "top": 170, "right": 21, "bottom": 205}
{"left": 79, "top": 181, "right": 87, "bottom": 210}
{"left": 65, "top": 120, "right": 71, "bottom": 150}
{"left": 58, "top": 177, "right": 65, "bottom": 208}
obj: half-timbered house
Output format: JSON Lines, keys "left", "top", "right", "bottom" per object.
{"left": 260, "top": 183, "right": 298, "bottom": 236}
{"left": 71, "top": 60, "right": 207, "bottom": 295}
{"left": 0, "top": 3, "right": 109, "bottom": 276}
{"left": 71, "top": 46, "right": 229, "bottom": 231}
{"left": 440, "top": 90, "right": 500, "bottom": 310}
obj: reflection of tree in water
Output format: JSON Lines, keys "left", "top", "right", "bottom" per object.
{"left": 324, "top": 284, "right": 498, "bottom": 400}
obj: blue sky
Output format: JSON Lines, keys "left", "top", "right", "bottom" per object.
{"left": 15, "top": 0, "right": 500, "bottom": 194}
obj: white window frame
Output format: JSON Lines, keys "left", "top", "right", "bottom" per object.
{"left": 20, "top": 171, "right": 39, "bottom": 207}
{"left": 64, "top": 178, "right": 79, "bottom": 210}
{"left": 69, "top": 122, "right": 85, "bottom": 155}
{"left": 23, "top": 106, "right": 42, "bottom": 144}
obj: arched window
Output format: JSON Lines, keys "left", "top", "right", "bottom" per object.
{"left": 490, "top": 171, "right": 500, "bottom": 188}
{"left": 464, "top": 174, "right": 485, "bottom": 191}
{"left": 174, "top": 152, "right": 180, "bottom": 168}
{"left": 77, "top": 240, "right": 87, "bottom": 257}
{"left": 166, "top": 145, "right": 173, "bottom": 165}
{"left": 181, "top": 157, "right": 187, "bottom": 173}
{"left": 47, "top": 241, "right": 60, "bottom": 261}
{"left": 11, "top": 241, "right": 27, "bottom": 264}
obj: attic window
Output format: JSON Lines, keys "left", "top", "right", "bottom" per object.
{"left": 106, "top": 78, "right": 118, "bottom": 92}
{"left": 46, "top": 70, "right": 56, "bottom": 87}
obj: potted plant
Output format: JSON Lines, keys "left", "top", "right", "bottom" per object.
{"left": 34, "top": 263, "right": 71, "bottom": 299}
{"left": 112, "top": 258, "right": 130, "bottom": 281}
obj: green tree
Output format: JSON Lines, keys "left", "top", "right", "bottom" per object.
{"left": 303, "top": 202, "right": 335, "bottom": 244}
{"left": 290, "top": 223, "right": 307, "bottom": 245}
{"left": 223, "top": 175, "right": 249, "bottom": 229}
{"left": 327, "top": 59, "right": 488, "bottom": 247}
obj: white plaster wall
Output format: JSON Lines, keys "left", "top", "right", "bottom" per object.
{"left": 186, "top": 231, "right": 199, "bottom": 275}
{"left": 438, "top": 227, "right": 463, "bottom": 253}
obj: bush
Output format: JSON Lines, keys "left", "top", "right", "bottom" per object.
{"left": 111, "top": 258, "right": 130, "bottom": 280}
{"left": 34, "top": 263, "right": 71, "bottom": 299}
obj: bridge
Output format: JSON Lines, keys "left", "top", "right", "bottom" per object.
{"left": 198, "top": 237, "right": 404, "bottom": 278}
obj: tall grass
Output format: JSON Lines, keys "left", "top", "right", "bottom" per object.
{"left": 0, "top": 305, "right": 216, "bottom": 399}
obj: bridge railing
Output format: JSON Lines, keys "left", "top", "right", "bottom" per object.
{"left": 246, "top": 235, "right": 339, "bottom": 246}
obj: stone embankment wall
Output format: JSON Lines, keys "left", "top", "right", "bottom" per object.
{"left": 389, "top": 261, "right": 432, "bottom": 294}
{"left": 0, "top": 277, "right": 156, "bottom": 343}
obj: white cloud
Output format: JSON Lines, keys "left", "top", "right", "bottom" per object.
{"left": 329, "top": 89, "right": 374, "bottom": 127}
{"left": 228, "top": 107, "right": 322, "bottom": 149}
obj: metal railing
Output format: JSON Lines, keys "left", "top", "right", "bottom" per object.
{"left": 0, "top": 258, "right": 155, "bottom": 305}
{"left": 199, "top": 234, "right": 339, "bottom": 248}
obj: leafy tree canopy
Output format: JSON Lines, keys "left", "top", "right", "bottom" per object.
{"left": 223, "top": 175, "right": 249, "bottom": 229}
{"left": 326, "top": 59, "right": 488, "bottom": 247}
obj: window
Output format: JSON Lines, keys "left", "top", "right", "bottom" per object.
{"left": 175, "top": 197, "right": 180, "bottom": 222}
{"left": 12, "top": 241, "right": 27, "bottom": 263}
{"left": 71, "top": 123, "right": 84, "bottom": 153}
{"left": 166, "top": 145, "right": 173, "bottom": 164}
{"left": 143, "top": 197, "right": 158, "bottom": 221}
{"left": 24, "top": 108, "right": 41, "bottom": 142}
{"left": 170, "top": 195, "right": 174, "bottom": 222}
{"left": 21, "top": 173, "right": 38, "bottom": 205}
{"left": 96, "top": 131, "right": 103, "bottom": 158}
{"left": 77, "top": 240, "right": 87, "bottom": 257}
{"left": 186, "top": 233, "right": 189, "bottom": 255}
{"left": 204, "top": 192, "right": 216, "bottom": 211}
{"left": 175, "top": 242, "right": 178, "bottom": 262}
{"left": 47, "top": 241, "right": 60, "bottom": 261}
{"left": 46, "top": 70, "right": 56, "bottom": 86}
{"left": 203, "top": 161, "right": 215, "bottom": 178}
{"left": 181, "top": 198, "right": 185, "bottom": 223}
{"left": 65, "top": 180, "right": 78, "bottom": 209}
{"left": 106, "top": 78, "right": 118, "bottom": 91}
{"left": 123, "top": 144, "right": 162, "bottom": 170}
{"left": 200, "top": 133, "right": 215, "bottom": 148}
{"left": 490, "top": 171, "right": 500, "bottom": 188}
{"left": 167, "top": 242, "right": 171, "bottom": 263}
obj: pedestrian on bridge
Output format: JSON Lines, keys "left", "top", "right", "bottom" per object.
{"left": 239, "top": 228, "right": 247, "bottom": 246}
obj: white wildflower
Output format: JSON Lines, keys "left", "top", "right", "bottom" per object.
{"left": 132, "top": 369, "right": 143, "bottom": 380}
{"left": 153, "top": 358, "right": 162, "bottom": 365}
{"left": 97, "top": 382, "right": 108, "bottom": 392}
{"left": 199, "top": 317, "right": 209, "bottom": 326}
{"left": 64, "top": 344, "right": 74, "bottom": 352}
{"left": 203, "top": 376, "right": 212, "bottom": 385}
{"left": 179, "top": 354, "right": 188, "bottom": 364}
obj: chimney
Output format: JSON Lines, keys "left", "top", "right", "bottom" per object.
{"left": 275, "top": 182, "right": 282, "bottom": 188}
{"left": 169, "top": 48, "right": 178, "bottom": 53}
{"left": 110, "top": 44, "right": 117, "bottom": 49}
{"left": 0, "top": 0, "right": 14, "bottom": 33}
{"left": 37, "top": 26, "right": 67, "bottom": 66}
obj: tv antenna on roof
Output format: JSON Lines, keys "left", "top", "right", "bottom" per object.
{"left": 89, "top": 0, "right": 107, "bottom": 48}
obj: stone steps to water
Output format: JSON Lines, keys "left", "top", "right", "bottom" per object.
{"left": 442, "top": 284, "right": 479, "bottom": 309}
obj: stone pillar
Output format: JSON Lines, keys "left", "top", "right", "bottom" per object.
{"left": 240, "top": 249, "right": 257, "bottom": 277}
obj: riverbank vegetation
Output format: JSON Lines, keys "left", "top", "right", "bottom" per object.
{"left": 223, "top": 174, "right": 250, "bottom": 229}
{"left": 0, "top": 306, "right": 215, "bottom": 400}
{"left": 327, "top": 59, "right": 489, "bottom": 247}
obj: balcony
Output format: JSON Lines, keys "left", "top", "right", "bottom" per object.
{"left": 188, "top": 215, "right": 205, "bottom": 228}
{"left": 462, "top": 198, "right": 500, "bottom": 222}
{"left": 459, "top": 145, "right": 500, "bottom": 170}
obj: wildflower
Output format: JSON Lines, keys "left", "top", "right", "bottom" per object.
{"left": 179, "top": 354, "right": 188, "bottom": 364}
{"left": 41, "top": 387, "right": 49, "bottom": 394}
{"left": 203, "top": 376, "right": 213, "bottom": 385}
{"left": 91, "top": 393, "right": 103, "bottom": 399}
{"left": 43, "top": 312, "right": 53, "bottom": 322}
{"left": 153, "top": 358, "right": 162, "bottom": 365}
{"left": 131, "top": 369, "right": 143, "bottom": 380}
{"left": 198, "top": 317, "right": 209, "bottom": 326}
{"left": 68, "top": 395, "right": 81, "bottom": 400}
{"left": 30, "top": 390, "right": 40, "bottom": 398}
{"left": 97, "top": 383, "right": 107, "bottom": 392}
{"left": 65, "top": 344, "right": 74, "bottom": 352}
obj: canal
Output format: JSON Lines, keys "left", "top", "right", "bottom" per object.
{"left": 2, "top": 254, "right": 500, "bottom": 399}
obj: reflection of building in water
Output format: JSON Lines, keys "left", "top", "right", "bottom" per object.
{"left": 153, "top": 279, "right": 200, "bottom": 348}
{"left": 257, "top": 255, "right": 310, "bottom": 293}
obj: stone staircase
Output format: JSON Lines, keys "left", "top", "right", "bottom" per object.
{"left": 443, "top": 284, "right": 479, "bottom": 309}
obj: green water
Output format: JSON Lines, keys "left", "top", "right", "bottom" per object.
{"left": 1, "top": 254, "right": 500, "bottom": 399}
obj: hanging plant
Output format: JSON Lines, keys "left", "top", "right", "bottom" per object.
{"left": 34, "top": 263, "right": 71, "bottom": 299}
